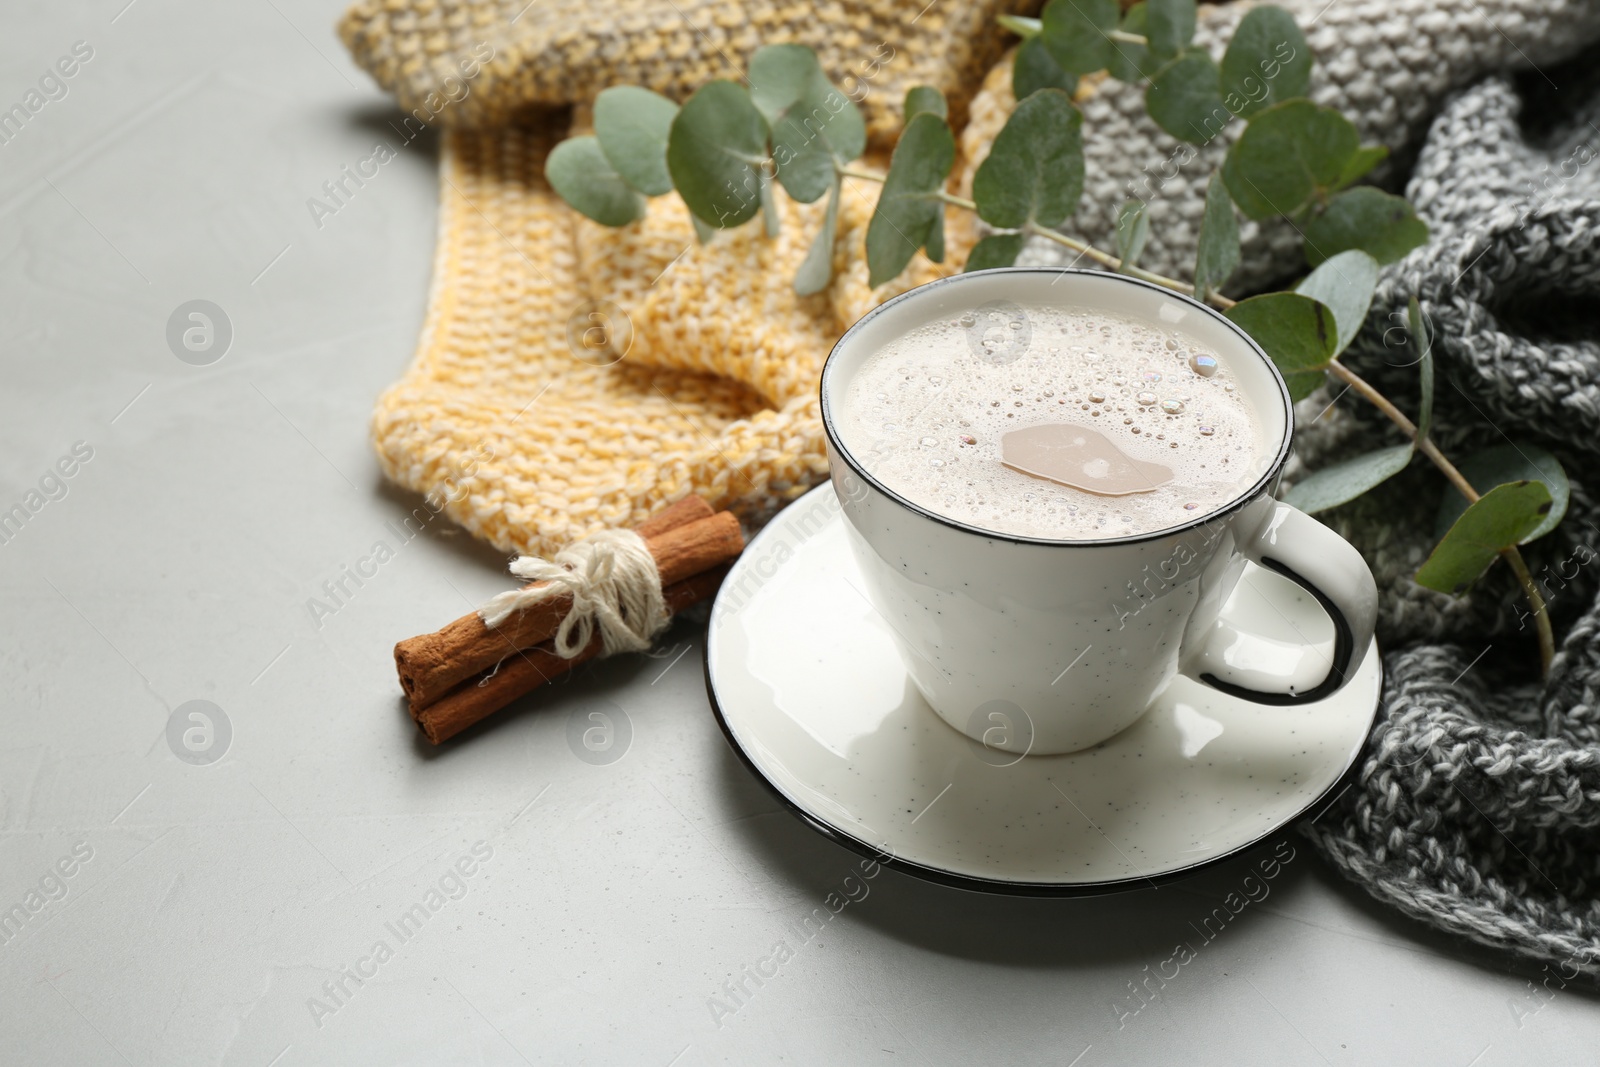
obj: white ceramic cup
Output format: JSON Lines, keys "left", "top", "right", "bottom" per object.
{"left": 820, "top": 268, "right": 1379, "bottom": 756}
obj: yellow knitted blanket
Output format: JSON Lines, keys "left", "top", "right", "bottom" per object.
{"left": 339, "top": 0, "right": 1031, "bottom": 555}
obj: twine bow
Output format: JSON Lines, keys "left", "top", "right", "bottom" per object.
{"left": 477, "top": 529, "right": 670, "bottom": 658}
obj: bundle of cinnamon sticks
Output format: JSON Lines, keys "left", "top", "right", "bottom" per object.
{"left": 395, "top": 497, "right": 744, "bottom": 743}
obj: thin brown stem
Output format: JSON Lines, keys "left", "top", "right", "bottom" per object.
{"left": 1020, "top": 221, "right": 1240, "bottom": 307}
{"left": 934, "top": 190, "right": 978, "bottom": 212}
{"left": 852, "top": 167, "right": 1236, "bottom": 308}
{"left": 1327, "top": 359, "right": 1553, "bottom": 675}
{"left": 839, "top": 166, "right": 888, "bottom": 184}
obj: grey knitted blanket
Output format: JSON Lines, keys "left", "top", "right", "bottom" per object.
{"left": 1302, "top": 66, "right": 1600, "bottom": 982}
{"left": 1006, "top": 2, "right": 1600, "bottom": 977}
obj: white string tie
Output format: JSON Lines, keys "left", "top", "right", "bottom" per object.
{"left": 478, "top": 529, "right": 670, "bottom": 658}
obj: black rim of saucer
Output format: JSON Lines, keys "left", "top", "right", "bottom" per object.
{"left": 703, "top": 490, "right": 1381, "bottom": 898}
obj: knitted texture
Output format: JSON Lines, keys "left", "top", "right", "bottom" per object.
{"left": 367, "top": 121, "right": 975, "bottom": 555}
{"left": 336, "top": 0, "right": 1033, "bottom": 146}
{"left": 347, "top": 1, "right": 1019, "bottom": 556}
{"left": 956, "top": 0, "right": 1600, "bottom": 290}
{"left": 1295, "top": 69, "right": 1600, "bottom": 980}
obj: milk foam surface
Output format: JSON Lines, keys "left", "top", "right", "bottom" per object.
{"left": 836, "top": 303, "right": 1270, "bottom": 539}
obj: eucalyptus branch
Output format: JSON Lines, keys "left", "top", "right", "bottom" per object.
{"left": 544, "top": 10, "right": 1568, "bottom": 679}
{"left": 850, "top": 168, "right": 1215, "bottom": 301}
{"left": 1327, "top": 360, "right": 1554, "bottom": 673}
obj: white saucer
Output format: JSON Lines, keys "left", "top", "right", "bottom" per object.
{"left": 705, "top": 485, "right": 1382, "bottom": 894}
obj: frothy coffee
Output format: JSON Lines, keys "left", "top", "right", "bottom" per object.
{"left": 835, "top": 302, "right": 1270, "bottom": 539}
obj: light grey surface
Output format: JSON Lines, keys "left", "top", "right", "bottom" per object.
{"left": 0, "top": 3, "right": 1596, "bottom": 1065}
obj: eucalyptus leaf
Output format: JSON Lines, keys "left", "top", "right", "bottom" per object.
{"left": 865, "top": 112, "right": 956, "bottom": 287}
{"left": 1337, "top": 145, "right": 1388, "bottom": 189}
{"left": 926, "top": 207, "right": 947, "bottom": 263}
{"left": 1282, "top": 370, "right": 1327, "bottom": 403}
{"left": 1222, "top": 100, "right": 1359, "bottom": 219}
{"left": 794, "top": 179, "right": 841, "bottom": 296}
{"left": 1108, "top": 3, "right": 1154, "bottom": 82}
{"left": 972, "top": 88, "right": 1085, "bottom": 229}
{"left": 1434, "top": 444, "right": 1570, "bottom": 544}
{"left": 1285, "top": 444, "right": 1413, "bottom": 514}
{"left": 965, "top": 232, "right": 1027, "bottom": 272}
{"left": 1294, "top": 249, "right": 1379, "bottom": 357}
{"left": 1145, "top": 0, "right": 1196, "bottom": 63}
{"left": 759, "top": 174, "right": 780, "bottom": 237}
{"left": 1303, "top": 187, "right": 1430, "bottom": 266}
{"left": 594, "top": 86, "right": 679, "bottom": 197}
{"left": 1224, "top": 292, "right": 1337, "bottom": 381}
{"left": 749, "top": 44, "right": 866, "bottom": 204}
{"left": 1416, "top": 481, "right": 1553, "bottom": 594}
{"left": 545, "top": 135, "right": 646, "bottom": 226}
{"left": 690, "top": 212, "right": 717, "bottom": 245}
{"left": 1193, "top": 172, "right": 1240, "bottom": 299}
{"left": 1409, "top": 298, "right": 1435, "bottom": 442}
{"left": 1015, "top": 36, "right": 1079, "bottom": 99}
{"left": 1145, "top": 48, "right": 1230, "bottom": 144}
{"left": 1040, "top": 0, "right": 1121, "bottom": 76}
{"left": 1219, "top": 5, "right": 1311, "bottom": 118}
{"left": 1116, "top": 200, "right": 1150, "bottom": 270}
{"left": 904, "top": 85, "right": 948, "bottom": 122}
{"left": 667, "top": 80, "right": 769, "bottom": 228}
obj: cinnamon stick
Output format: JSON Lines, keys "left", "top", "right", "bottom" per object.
{"left": 415, "top": 565, "right": 729, "bottom": 744}
{"left": 395, "top": 497, "right": 731, "bottom": 710}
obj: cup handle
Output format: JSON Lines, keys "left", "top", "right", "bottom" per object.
{"left": 1186, "top": 501, "right": 1379, "bottom": 705}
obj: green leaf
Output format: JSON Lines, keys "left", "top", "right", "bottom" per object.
{"left": 1224, "top": 292, "right": 1337, "bottom": 385}
{"left": 1409, "top": 298, "right": 1435, "bottom": 442}
{"left": 865, "top": 112, "right": 956, "bottom": 287}
{"left": 1285, "top": 444, "right": 1413, "bottom": 514}
{"left": 759, "top": 175, "right": 780, "bottom": 237}
{"left": 1434, "top": 445, "right": 1570, "bottom": 544}
{"left": 1193, "top": 172, "right": 1240, "bottom": 300}
{"left": 1219, "top": 5, "right": 1311, "bottom": 118}
{"left": 926, "top": 208, "right": 946, "bottom": 263}
{"left": 1145, "top": 48, "right": 1230, "bottom": 144}
{"left": 1416, "top": 481, "right": 1553, "bottom": 594}
{"left": 1116, "top": 200, "right": 1150, "bottom": 270}
{"left": 667, "top": 80, "right": 769, "bottom": 229}
{"left": 1108, "top": 3, "right": 1154, "bottom": 82}
{"left": 1282, "top": 369, "right": 1327, "bottom": 402}
{"left": 749, "top": 45, "right": 866, "bottom": 204}
{"left": 965, "top": 232, "right": 1027, "bottom": 272}
{"left": 1337, "top": 145, "right": 1388, "bottom": 189}
{"left": 1015, "top": 37, "right": 1079, "bottom": 99}
{"left": 1145, "top": 0, "right": 1196, "bottom": 62}
{"left": 1418, "top": 348, "right": 1435, "bottom": 440}
{"left": 1303, "top": 187, "right": 1430, "bottom": 266}
{"left": 997, "top": 13, "right": 1044, "bottom": 38}
{"left": 1039, "top": 0, "right": 1120, "bottom": 76}
{"left": 1222, "top": 100, "right": 1359, "bottom": 220}
{"left": 594, "top": 86, "right": 679, "bottom": 197}
{"left": 972, "top": 88, "right": 1085, "bottom": 229}
{"left": 545, "top": 135, "right": 646, "bottom": 226}
{"left": 1294, "top": 249, "right": 1379, "bottom": 357}
{"left": 691, "top": 213, "right": 717, "bottom": 245}
{"left": 905, "top": 86, "right": 949, "bottom": 123}
{"left": 795, "top": 179, "right": 841, "bottom": 296}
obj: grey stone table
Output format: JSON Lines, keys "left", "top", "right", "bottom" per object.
{"left": 1, "top": 2, "right": 1595, "bottom": 1064}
